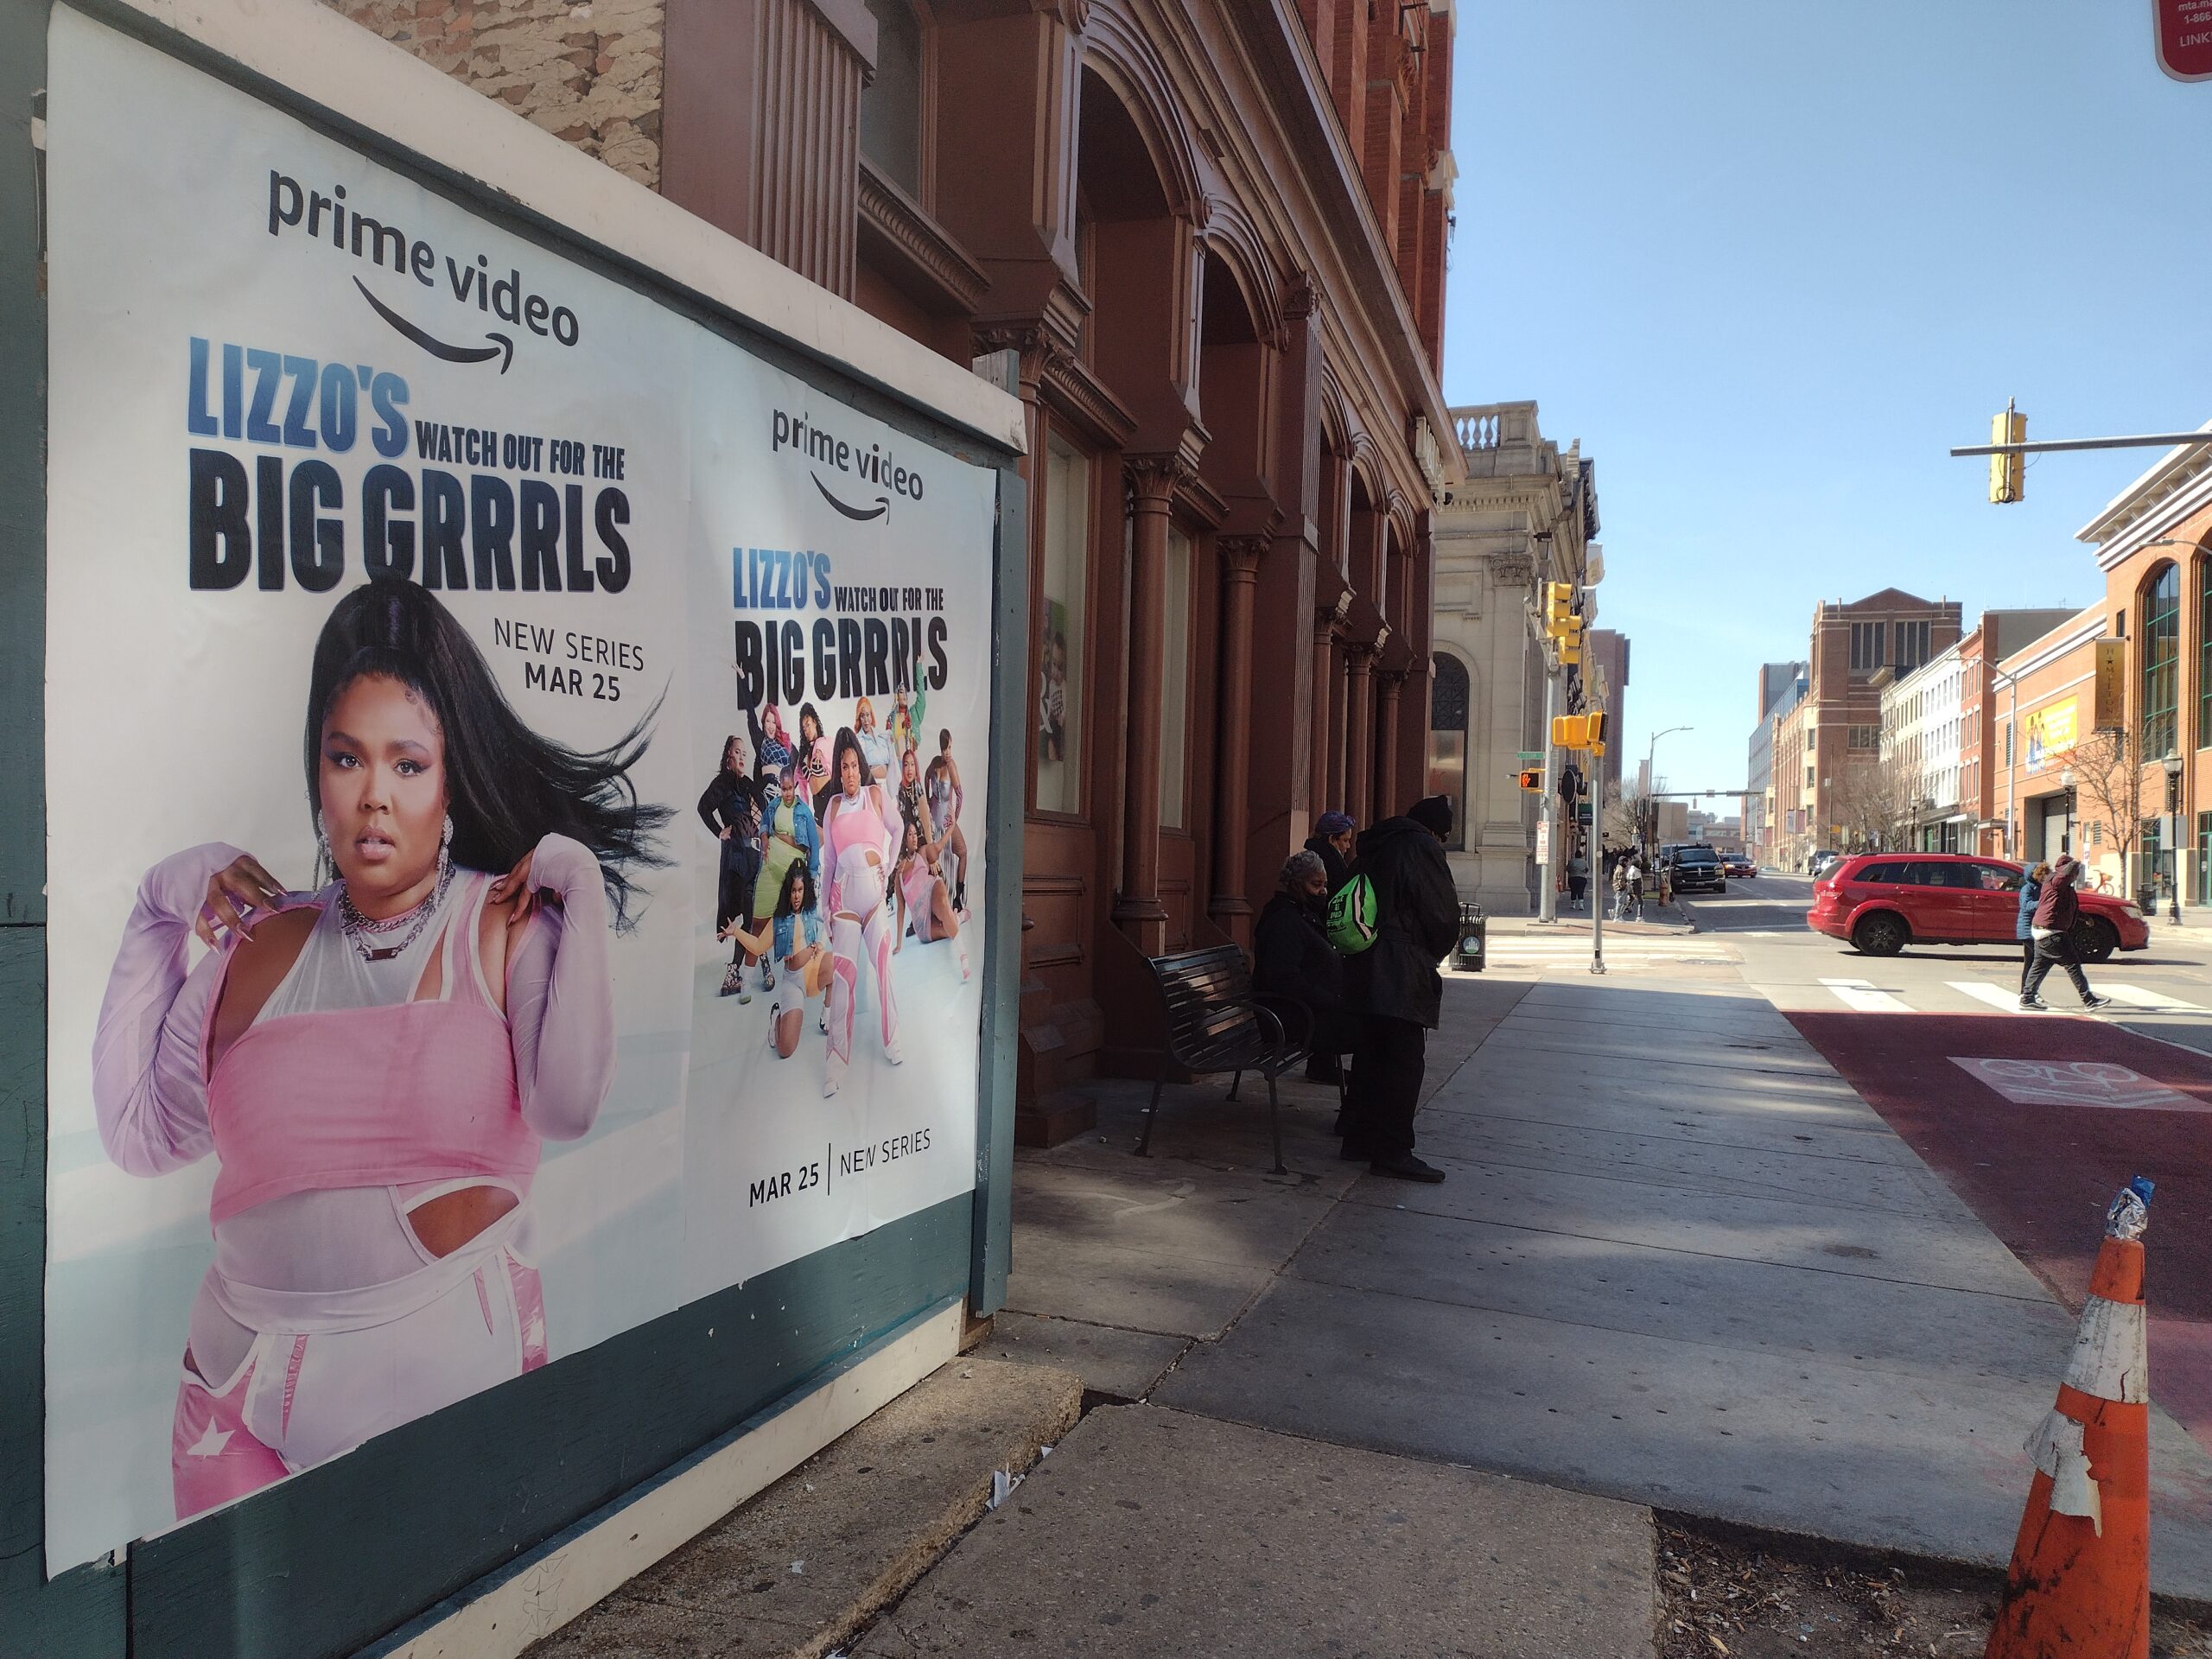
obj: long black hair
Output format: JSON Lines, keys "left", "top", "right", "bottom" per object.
{"left": 773, "top": 861, "right": 817, "bottom": 921}
{"left": 304, "top": 579, "right": 671, "bottom": 928}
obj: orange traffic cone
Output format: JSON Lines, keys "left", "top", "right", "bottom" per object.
{"left": 1986, "top": 1177, "right": 2155, "bottom": 1659}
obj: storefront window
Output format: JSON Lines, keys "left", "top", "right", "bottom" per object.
{"left": 1427, "top": 652, "right": 1469, "bottom": 852}
{"left": 1159, "top": 526, "right": 1192, "bottom": 828}
{"left": 2196, "top": 810, "right": 2212, "bottom": 907}
{"left": 2142, "top": 563, "right": 2180, "bottom": 760}
{"left": 1034, "top": 435, "right": 1090, "bottom": 814}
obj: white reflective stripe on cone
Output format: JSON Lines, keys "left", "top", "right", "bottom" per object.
{"left": 2064, "top": 1295, "right": 2149, "bottom": 1405}
{"left": 2025, "top": 1408, "right": 2105, "bottom": 1534}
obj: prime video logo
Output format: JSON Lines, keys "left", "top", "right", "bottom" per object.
{"left": 772, "top": 410, "right": 925, "bottom": 522}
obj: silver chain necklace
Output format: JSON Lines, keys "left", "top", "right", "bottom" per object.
{"left": 338, "top": 857, "right": 454, "bottom": 962}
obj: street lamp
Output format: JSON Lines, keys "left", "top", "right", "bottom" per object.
{"left": 1644, "top": 727, "right": 1691, "bottom": 857}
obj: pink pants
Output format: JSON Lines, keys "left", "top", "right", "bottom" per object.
{"left": 827, "top": 861, "right": 898, "bottom": 1065}
{"left": 173, "top": 1246, "right": 546, "bottom": 1520}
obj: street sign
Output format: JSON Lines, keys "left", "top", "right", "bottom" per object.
{"left": 2154, "top": 0, "right": 2212, "bottom": 80}
{"left": 1517, "top": 751, "right": 1541, "bottom": 763}
{"left": 1576, "top": 803, "right": 1594, "bottom": 825}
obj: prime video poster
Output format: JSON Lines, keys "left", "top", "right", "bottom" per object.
{"left": 41, "top": 9, "right": 994, "bottom": 1571}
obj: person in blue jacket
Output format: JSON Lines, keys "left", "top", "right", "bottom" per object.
{"left": 2015, "top": 861, "right": 2048, "bottom": 996}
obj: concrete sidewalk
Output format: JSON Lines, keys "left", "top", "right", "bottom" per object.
{"left": 1150, "top": 975, "right": 2212, "bottom": 1595}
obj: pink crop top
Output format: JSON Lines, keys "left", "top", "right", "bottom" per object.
{"left": 821, "top": 783, "right": 902, "bottom": 912}
{"left": 92, "top": 836, "right": 616, "bottom": 1211}
{"left": 200, "top": 872, "right": 537, "bottom": 1225}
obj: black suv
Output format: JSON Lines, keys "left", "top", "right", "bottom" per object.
{"left": 1665, "top": 844, "right": 1727, "bottom": 893}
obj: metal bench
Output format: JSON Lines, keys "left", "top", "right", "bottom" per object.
{"left": 1135, "top": 944, "right": 1308, "bottom": 1174}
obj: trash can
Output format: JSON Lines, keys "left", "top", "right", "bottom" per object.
{"left": 1455, "top": 900, "right": 1486, "bottom": 973}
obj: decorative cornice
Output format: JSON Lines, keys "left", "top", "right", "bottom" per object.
{"left": 857, "top": 158, "right": 990, "bottom": 316}
{"left": 1039, "top": 350, "right": 1139, "bottom": 449}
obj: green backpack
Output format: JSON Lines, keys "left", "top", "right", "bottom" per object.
{"left": 1325, "top": 873, "right": 1380, "bottom": 954}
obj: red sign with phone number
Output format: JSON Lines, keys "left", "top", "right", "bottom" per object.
{"left": 2157, "top": 0, "right": 2212, "bottom": 80}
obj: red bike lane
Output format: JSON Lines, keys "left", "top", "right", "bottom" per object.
{"left": 1788, "top": 1010, "right": 2212, "bottom": 1450}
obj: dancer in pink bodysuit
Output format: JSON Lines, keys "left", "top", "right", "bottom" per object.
{"left": 92, "top": 579, "right": 665, "bottom": 1520}
{"left": 818, "top": 728, "right": 906, "bottom": 1096}
{"left": 894, "top": 814, "right": 969, "bottom": 980}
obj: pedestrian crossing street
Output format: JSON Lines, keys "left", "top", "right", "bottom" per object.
{"left": 1815, "top": 976, "right": 2208, "bottom": 1017}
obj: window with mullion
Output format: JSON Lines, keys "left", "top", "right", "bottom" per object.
{"left": 2199, "top": 560, "right": 2212, "bottom": 749}
{"left": 2143, "top": 563, "right": 2180, "bottom": 760}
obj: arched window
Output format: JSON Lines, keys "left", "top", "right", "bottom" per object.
{"left": 1427, "top": 652, "right": 1470, "bottom": 852}
{"left": 2143, "top": 563, "right": 2180, "bottom": 760}
{"left": 859, "top": 0, "right": 925, "bottom": 199}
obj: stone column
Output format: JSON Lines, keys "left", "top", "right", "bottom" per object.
{"left": 1210, "top": 536, "right": 1267, "bottom": 943}
{"left": 1116, "top": 456, "right": 1182, "bottom": 951}
{"left": 1345, "top": 642, "right": 1375, "bottom": 829}
{"left": 1376, "top": 669, "right": 1403, "bottom": 820}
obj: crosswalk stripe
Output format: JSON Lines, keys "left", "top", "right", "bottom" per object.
{"left": 1948, "top": 981, "right": 2030, "bottom": 1014}
{"left": 1819, "top": 976, "right": 1912, "bottom": 1014}
{"left": 2097, "top": 983, "right": 2208, "bottom": 1013}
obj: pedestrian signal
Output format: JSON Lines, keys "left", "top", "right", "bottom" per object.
{"left": 1586, "top": 711, "right": 1607, "bottom": 748}
{"left": 1516, "top": 768, "right": 1542, "bottom": 791}
{"left": 1989, "top": 401, "right": 2024, "bottom": 504}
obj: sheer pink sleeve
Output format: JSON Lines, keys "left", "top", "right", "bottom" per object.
{"left": 92, "top": 843, "right": 245, "bottom": 1177}
{"left": 875, "top": 783, "right": 903, "bottom": 852}
{"left": 504, "top": 833, "right": 616, "bottom": 1143}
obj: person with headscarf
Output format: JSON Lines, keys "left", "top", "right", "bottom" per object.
{"left": 1252, "top": 849, "right": 1356, "bottom": 1067}
{"left": 2020, "top": 855, "right": 2113, "bottom": 1013}
{"left": 1306, "top": 810, "right": 1356, "bottom": 894}
{"left": 1341, "top": 795, "right": 1460, "bottom": 1182}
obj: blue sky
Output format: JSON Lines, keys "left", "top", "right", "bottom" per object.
{"left": 1441, "top": 0, "right": 2212, "bottom": 800}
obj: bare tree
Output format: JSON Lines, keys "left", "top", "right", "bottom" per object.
{"left": 2056, "top": 728, "right": 2140, "bottom": 880}
{"left": 1603, "top": 785, "right": 1644, "bottom": 853}
{"left": 1829, "top": 754, "right": 1919, "bottom": 852}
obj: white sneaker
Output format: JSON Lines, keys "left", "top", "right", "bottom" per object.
{"left": 884, "top": 1039, "right": 905, "bottom": 1066}
{"left": 823, "top": 1051, "right": 844, "bottom": 1097}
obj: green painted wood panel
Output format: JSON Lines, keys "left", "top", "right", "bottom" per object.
{"left": 129, "top": 1193, "right": 973, "bottom": 1659}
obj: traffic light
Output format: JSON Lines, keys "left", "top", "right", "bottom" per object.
{"left": 1559, "top": 613, "right": 1585, "bottom": 665}
{"left": 1516, "top": 767, "right": 1541, "bottom": 791}
{"left": 1586, "top": 710, "right": 1607, "bottom": 755}
{"left": 1989, "top": 401, "right": 2024, "bottom": 504}
{"left": 1543, "top": 582, "right": 1572, "bottom": 636}
{"left": 1551, "top": 714, "right": 1588, "bottom": 748}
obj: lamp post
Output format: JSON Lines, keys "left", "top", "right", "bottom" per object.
{"left": 1644, "top": 727, "right": 1691, "bottom": 858}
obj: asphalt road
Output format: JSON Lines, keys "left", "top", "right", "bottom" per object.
{"left": 1684, "top": 869, "right": 2212, "bottom": 1450}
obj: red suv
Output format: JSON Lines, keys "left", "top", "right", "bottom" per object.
{"left": 1806, "top": 854, "right": 2150, "bottom": 960}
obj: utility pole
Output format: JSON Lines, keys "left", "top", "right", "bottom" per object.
{"left": 1589, "top": 699, "right": 1607, "bottom": 976}
{"left": 1536, "top": 662, "right": 1560, "bottom": 924}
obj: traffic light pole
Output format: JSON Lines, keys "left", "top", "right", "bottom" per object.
{"left": 1589, "top": 707, "right": 1605, "bottom": 976}
{"left": 1536, "top": 658, "right": 1560, "bottom": 925}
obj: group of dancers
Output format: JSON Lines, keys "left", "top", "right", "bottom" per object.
{"left": 700, "top": 691, "right": 970, "bottom": 1096}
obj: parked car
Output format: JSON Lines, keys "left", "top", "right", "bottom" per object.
{"left": 1723, "top": 853, "right": 1756, "bottom": 879}
{"left": 1807, "top": 849, "right": 1844, "bottom": 878}
{"left": 1805, "top": 853, "right": 2149, "bottom": 960}
{"left": 1664, "top": 843, "right": 1726, "bottom": 893}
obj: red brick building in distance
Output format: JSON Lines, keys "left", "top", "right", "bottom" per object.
{"left": 327, "top": 0, "right": 1460, "bottom": 1140}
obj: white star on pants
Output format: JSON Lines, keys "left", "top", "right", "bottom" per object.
{"left": 186, "top": 1421, "right": 232, "bottom": 1458}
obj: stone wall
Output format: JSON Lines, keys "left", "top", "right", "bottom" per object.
{"left": 326, "top": 0, "right": 664, "bottom": 188}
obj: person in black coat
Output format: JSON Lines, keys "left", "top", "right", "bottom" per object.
{"left": 699, "top": 734, "right": 764, "bottom": 996}
{"left": 1252, "top": 850, "right": 1358, "bottom": 1064}
{"left": 1305, "top": 810, "right": 1357, "bottom": 894}
{"left": 1342, "top": 795, "right": 1461, "bottom": 1182}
